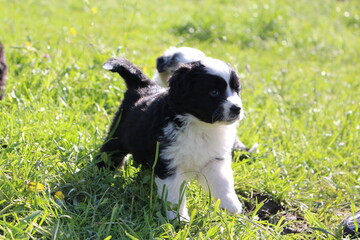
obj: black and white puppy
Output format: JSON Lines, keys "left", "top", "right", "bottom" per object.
{"left": 153, "top": 46, "right": 257, "bottom": 153}
{"left": 153, "top": 46, "right": 205, "bottom": 87}
{"left": 0, "top": 43, "right": 7, "bottom": 100}
{"left": 97, "top": 57, "right": 243, "bottom": 221}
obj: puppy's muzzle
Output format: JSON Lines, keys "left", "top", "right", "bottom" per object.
{"left": 226, "top": 103, "right": 242, "bottom": 123}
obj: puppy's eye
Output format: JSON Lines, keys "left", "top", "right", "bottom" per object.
{"left": 209, "top": 90, "right": 220, "bottom": 97}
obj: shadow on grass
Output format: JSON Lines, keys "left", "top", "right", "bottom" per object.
{"left": 51, "top": 159, "right": 177, "bottom": 239}
{"left": 238, "top": 190, "right": 311, "bottom": 235}
{"left": 50, "top": 147, "right": 347, "bottom": 238}
{"left": 53, "top": 152, "right": 314, "bottom": 238}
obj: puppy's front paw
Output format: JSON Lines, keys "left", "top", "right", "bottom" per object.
{"left": 220, "top": 196, "right": 243, "bottom": 214}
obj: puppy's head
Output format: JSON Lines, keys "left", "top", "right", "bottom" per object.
{"left": 169, "top": 57, "right": 243, "bottom": 124}
{"left": 154, "top": 47, "right": 205, "bottom": 87}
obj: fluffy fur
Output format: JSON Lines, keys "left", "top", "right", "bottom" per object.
{"left": 0, "top": 43, "right": 7, "bottom": 100}
{"left": 153, "top": 46, "right": 205, "bottom": 87}
{"left": 98, "top": 57, "right": 244, "bottom": 220}
{"left": 153, "top": 46, "right": 257, "bottom": 153}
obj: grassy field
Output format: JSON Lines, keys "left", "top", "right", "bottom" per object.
{"left": 0, "top": 0, "right": 359, "bottom": 239}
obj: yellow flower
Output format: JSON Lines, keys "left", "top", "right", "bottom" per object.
{"left": 143, "top": 66, "right": 149, "bottom": 75}
{"left": 91, "top": 7, "right": 98, "bottom": 14}
{"left": 28, "top": 182, "right": 45, "bottom": 191}
{"left": 54, "top": 191, "right": 65, "bottom": 200}
{"left": 25, "top": 41, "right": 32, "bottom": 47}
{"left": 70, "top": 27, "right": 77, "bottom": 36}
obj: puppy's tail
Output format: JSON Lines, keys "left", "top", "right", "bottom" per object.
{"left": 103, "top": 58, "right": 151, "bottom": 89}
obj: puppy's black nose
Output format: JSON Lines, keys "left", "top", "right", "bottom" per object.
{"left": 230, "top": 105, "right": 241, "bottom": 115}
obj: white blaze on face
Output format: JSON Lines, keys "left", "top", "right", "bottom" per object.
{"left": 227, "top": 93, "right": 242, "bottom": 107}
{"left": 201, "top": 57, "right": 243, "bottom": 122}
{"left": 201, "top": 57, "right": 231, "bottom": 82}
{"left": 223, "top": 93, "right": 243, "bottom": 121}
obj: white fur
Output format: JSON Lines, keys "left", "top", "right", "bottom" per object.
{"left": 153, "top": 47, "right": 206, "bottom": 87}
{"left": 220, "top": 64, "right": 243, "bottom": 123}
{"left": 163, "top": 115, "right": 236, "bottom": 171}
{"left": 201, "top": 57, "right": 231, "bottom": 82}
{"left": 103, "top": 62, "right": 114, "bottom": 70}
{"left": 153, "top": 72, "right": 168, "bottom": 87}
{"left": 157, "top": 114, "right": 242, "bottom": 220}
{"left": 197, "top": 158, "right": 242, "bottom": 214}
{"left": 222, "top": 93, "right": 244, "bottom": 122}
{"left": 163, "top": 47, "right": 205, "bottom": 63}
{"left": 155, "top": 173, "right": 190, "bottom": 221}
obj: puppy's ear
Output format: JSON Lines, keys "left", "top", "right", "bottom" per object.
{"left": 230, "top": 70, "right": 241, "bottom": 93}
{"left": 168, "top": 64, "right": 193, "bottom": 104}
{"left": 156, "top": 56, "right": 168, "bottom": 72}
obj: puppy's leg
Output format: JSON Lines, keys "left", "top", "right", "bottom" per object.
{"left": 198, "top": 159, "right": 242, "bottom": 214}
{"left": 233, "top": 138, "right": 247, "bottom": 150}
{"left": 155, "top": 173, "right": 190, "bottom": 221}
{"left": 96, "top": 151, "right": 127, "bottom": 170}
{"left": 233, "top": 138, "right": 258, "bottom": 154}
{"left": 97, "top": 139, "right": 128, "bottom": 170}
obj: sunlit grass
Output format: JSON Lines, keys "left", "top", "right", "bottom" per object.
{"left": 0, "top": 0, "right": 359, "bottom": 239}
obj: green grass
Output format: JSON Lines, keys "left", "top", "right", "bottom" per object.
{"left": 0, "top": 0, "right": 359, "bottom": 239}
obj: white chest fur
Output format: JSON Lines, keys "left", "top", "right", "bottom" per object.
{"left": 161, "top": 114, "right": 237, "bottom": 174}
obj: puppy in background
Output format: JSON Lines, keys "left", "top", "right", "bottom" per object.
{"left": 153, "top": 46, "right": 205, "bottom": 87}
{"left": 98, "top": 57, "right": 244, "bottom": 221}
{"left": 0, "top": 43, "right": 7, "bottom": 100}
{"left": 154, "top": 46, "right": 257, "bottom": 153}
